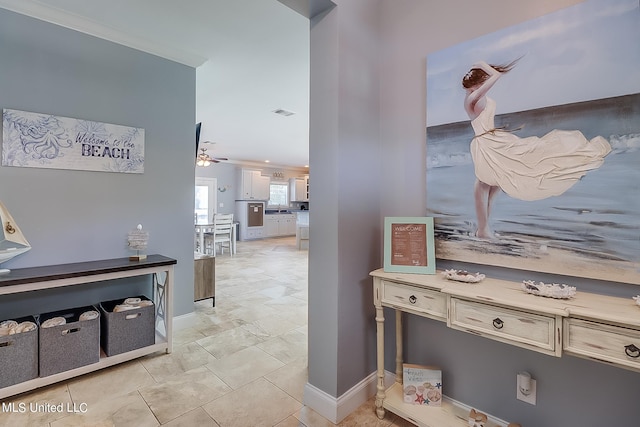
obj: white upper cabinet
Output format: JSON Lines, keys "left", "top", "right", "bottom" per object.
{"left": 237, "top": 169, "right": 271, "bottom": 200}
{"left": 289, "top": 176, "right": 309, "bottom": 201}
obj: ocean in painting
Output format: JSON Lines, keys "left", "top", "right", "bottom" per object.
{"left": 426, "top": 93, "right": 640, "bottom": 281}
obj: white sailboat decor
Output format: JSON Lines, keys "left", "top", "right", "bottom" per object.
{"left": 0, "top": 201, "right": 31, "bottom": 273}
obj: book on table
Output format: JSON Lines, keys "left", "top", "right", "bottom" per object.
{"left": 402, "top": 363, "right": 442, "bottom": 406}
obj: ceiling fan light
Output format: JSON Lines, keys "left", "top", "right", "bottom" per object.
{"left": 196, "top": 152, "right": 212, "bottom": 167}
{"left": 195, "top": 147, "right": 224, "bottom": 167}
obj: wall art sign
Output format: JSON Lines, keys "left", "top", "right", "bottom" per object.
{"left": 384, "top": 217, "right": 436, "bottom": 274}
{"left": 425, "top": 0, "right": 640, "bottom": 284}
{"left": 2, "top": 109, "right": 144, "bottom": 174}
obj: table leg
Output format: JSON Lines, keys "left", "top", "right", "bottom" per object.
{"left": 375, "top": 303, "right": 386, "bottom": 419}
{"left": 153, "top": 269, "right": 172, "bottom": 354}
{"left": 165, "top": 267, "right": 173, "bottom": 354}
{"left": 232, "top": 224, "right": 237, "bottom": 255}
{"left": 396, "top": 310, "right": 403, "bottom": 383}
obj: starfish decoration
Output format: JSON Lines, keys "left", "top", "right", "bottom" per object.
{"left": 414, "top": 394, "right": 425, "bottom": 404}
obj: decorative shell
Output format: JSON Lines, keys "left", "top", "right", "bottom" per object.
{"left": 442, "top": 269, "right": 485, "bottom": 283}
{"left": 633, "top": 296, "right": 640, "bottom": 307}
{"left": 522, "top": 280, "right": 576, "bottom": 299}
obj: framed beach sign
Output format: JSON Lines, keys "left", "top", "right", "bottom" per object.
{"left": 425, "top": 0, "right": 640, "bottom": 284}
{"left": 2, "top": 109, "right": 144, "bottom": 174}
{"left": 384, "top": 217, "right": 436, "bottom": 274}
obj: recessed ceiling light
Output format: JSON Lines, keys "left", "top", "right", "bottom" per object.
{"left": 265, "top": 160, "right": 270, "bottom": 163}
{"left": 273, "top": 109, "right": 295, "bottom": 117}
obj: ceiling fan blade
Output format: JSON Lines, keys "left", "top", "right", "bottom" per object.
{"left": 214, "top": 157, "right": 228, "bottom": 161}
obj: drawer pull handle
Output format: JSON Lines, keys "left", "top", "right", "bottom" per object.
{"left": 492, "top": 318, "right": 504, "bottom": 329}
{"left": 409, "top": 295, "right": 417, "bottom": 304}
{"left": 5, "top": 221, "right": 16, "bottom": 234}
{"left": 624, "top": 344, "right": 640, "bottom": 358}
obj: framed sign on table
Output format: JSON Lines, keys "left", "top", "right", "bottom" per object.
{"left": 384, "top": 217, "right": 436, "bottom": 274}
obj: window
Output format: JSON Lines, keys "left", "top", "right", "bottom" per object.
{"left": 268, "top": 182, "right": 289, "bottom": 207}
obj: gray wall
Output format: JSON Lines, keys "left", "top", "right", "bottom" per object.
{"left": 196, "top": 162, "right": 238, "bottom": 215}
{"left": 0, "top": 9, "right": 196, "bottom": 317}
{"left": 308, "top": 0, "right": 640, "bottom": 425}
{"left": 308, "top": 0, "right": 382, "bottom": 397}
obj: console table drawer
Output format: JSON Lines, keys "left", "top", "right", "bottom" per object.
{"left": 564, "top": 318, "right": 640, "bottom": 371}
{"left": 381, "top": 281, "right": 447, "bottom": 321}
{"left": 449, "top": 298, "right": 558, "bottom": 355}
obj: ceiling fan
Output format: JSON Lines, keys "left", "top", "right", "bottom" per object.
{"left": 196, "top": 147, "right": 228, "bottom": 167}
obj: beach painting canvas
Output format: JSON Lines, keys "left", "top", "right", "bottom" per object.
{"left": 426, "top": 0, "right": 640, "bottom": 284}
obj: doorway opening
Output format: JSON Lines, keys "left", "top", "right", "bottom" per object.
{"left": 195, "top": 177, "right": 217, "bottom": 224}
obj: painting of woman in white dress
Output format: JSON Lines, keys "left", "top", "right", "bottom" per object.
{"left": 462, "top": 59, "right": 611, "bottom": 239}
{"left": 425, "top": 0, "right": 640, "bottom": 283}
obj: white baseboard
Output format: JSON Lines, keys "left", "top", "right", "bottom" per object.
{"left": 443, "top": 395, "right": 509, "bottom": 427}
{"left": 172, "top": 311, "right": 198, "bottom": 331}
{"left": 302, "top": 370, "right": 396, "bottom": 424}
{"left": 304, "top": 371, "right": 509, "bottom": 426}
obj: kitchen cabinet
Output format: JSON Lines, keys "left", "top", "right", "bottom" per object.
{"left": 295, "top": 211, "right": 309, "bottom": 250}
{"left": 286, "top": 218, "right": 296, "bottom": 235}
{"left": 255, "top": 175, "right": 270, "bottom": 200}
{"left": 243, "top": 227, "right": 265, "bottom": 240}
{"left": 265, "top": 216, "right": 279, "bottom": 237}
{"left": 265, "top": 214, "right": 296, "bottom": 237}
{"left": 289, "top": 176, "right": 308, "bottom": 202}
{"left": 237, "top": 169, "right": 270, "bottom": 200}
{"left": 296, "top": 224, "right": 309, "bottom": 250}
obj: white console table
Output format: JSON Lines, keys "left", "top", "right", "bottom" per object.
{"left": 371, "top": 268, "right": 640, "bottom": 426}
{"left": 0, "top": 255, "right": 176, "bottom": 399}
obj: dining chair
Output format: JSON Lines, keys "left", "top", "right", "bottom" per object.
{"left": 205, "top": 214, "right": 234, "bottom": 256}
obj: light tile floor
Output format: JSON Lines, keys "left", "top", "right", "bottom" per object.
{"left": 0, "top": 237, "right": 413, "bottom": 427}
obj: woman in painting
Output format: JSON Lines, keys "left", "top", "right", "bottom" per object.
{"left": 462, "top": 60, "right": 611, "bottom": 238}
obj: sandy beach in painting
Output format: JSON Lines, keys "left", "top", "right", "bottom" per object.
{"left": 435, "top": 232, "right": 639, "bottom": 284}
{"left": 427, "top": 94, "right": 640, "bottom": 284}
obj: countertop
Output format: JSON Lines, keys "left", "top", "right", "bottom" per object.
{"left": 264, "top": 210, "right": 308, "bottom": 215}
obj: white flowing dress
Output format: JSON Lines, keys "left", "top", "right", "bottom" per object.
{"left": 470, "top": 98, "right": 611, "bottom": 201}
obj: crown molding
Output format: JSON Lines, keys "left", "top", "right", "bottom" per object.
{"left": 0, "top": 1, "right": 207, "bottom": 67}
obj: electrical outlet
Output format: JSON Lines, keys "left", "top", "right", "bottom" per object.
{"left": 516, "top": 372, "right": 536, "bottom": 405}
{"left": 219, "top": 202, "right": 224, "bottom": 208}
